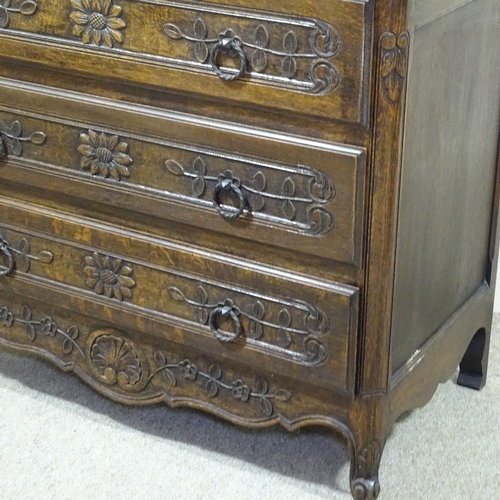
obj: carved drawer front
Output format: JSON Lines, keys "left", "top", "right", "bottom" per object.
{"left": 0, "top": 292, "right": 341, "bottom": 423}
{"left": 0, "top": 80, "right": 365, "bottom": 265}
{"left": 0, "top": 0, "right": 372, "bottom": 125}
{"left": 0, "top": 197, "right": 359, "bottom": 395}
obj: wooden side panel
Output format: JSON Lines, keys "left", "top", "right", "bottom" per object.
{"left": 391, "top": 0, "right": 500, "bottom": 373}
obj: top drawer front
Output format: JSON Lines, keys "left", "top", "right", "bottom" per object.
{"left": 0, "top": 0, "right": 372, "bottom": 125}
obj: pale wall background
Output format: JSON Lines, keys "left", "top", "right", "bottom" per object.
{"left": 495, "top": 271, "right": 500, "bottom": 311}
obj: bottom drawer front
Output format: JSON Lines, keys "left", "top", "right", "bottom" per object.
{"left": 0, "top": 197, "right": 358, "bottom": 394}
{"left": 0, "top": 293, "right": 342, "bottom": 424}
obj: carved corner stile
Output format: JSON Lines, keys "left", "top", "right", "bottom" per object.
{"left": 360, "top": 27, "right": 410, "bottom": 396}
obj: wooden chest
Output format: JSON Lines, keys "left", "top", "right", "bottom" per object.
{"left": 1, "top": 0, "right": 499, "bottom": 497}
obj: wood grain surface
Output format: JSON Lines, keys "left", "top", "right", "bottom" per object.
{"left": 0, "top": 1, "right": 499, "bottom": 499}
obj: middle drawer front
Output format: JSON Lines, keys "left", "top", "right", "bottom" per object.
{"left": 0, "top": 196, "right": 359, "bottom": 395}
{"left": 0, "top": 80, "right": 365, "bottom": 265}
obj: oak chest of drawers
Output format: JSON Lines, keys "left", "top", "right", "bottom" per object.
{"left": 1, "top": 0, "right": 499, "bottom": 498}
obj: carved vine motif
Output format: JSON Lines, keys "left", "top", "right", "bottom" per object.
{"left": 70, "top": 0, "right": 126, "bottom": 48}
{"left": 89, "top": 333, "right": 142, "bottom": 387}
{"left": 165, "top": 155, "right": 335, "bottom": 235}
{"left": 163, "top": 17, "right": 342, "bottom": 94}
{"left": 0, "top": 304, "right": 84, "bottom": 357}
{"left": 151, "top": 350, "right": 292, "bottom": 417}
{"left": 351, "top": 441, "right": 382, "bottom": 500}
{"left": 0, "top": 308, "right": 293, "bottom": 416}
{"left": 0, "top": 119, "right": 46, "bottom": 157}
{"left": 83, "top": 252, "right": 135, "bottom": 301}
{"left": 78, "top": 129, "right": 132, "bottom": 180}
{"left": 168, "top": 284, "right": 329, "bottom": 365}
{"left": 0, "top": 234, "right": 53, "bottom": 276}
{"left": 380, "top": 31, "right": 409, "bottom": 103}
{"left": 0, "top": 0, "right": 38, "bottom": 28}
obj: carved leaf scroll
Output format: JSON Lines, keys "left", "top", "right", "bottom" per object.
{"left": 162, "top": 13, "right": 342, "bottom": 95}
{"left": 163, "top": 156, "right": 336, "bottom": 236}
{"left": 0, "top": 119, "right": 46, "bottom": 157}
{"left": 167, "top": 284, "right": 329, "bottom": 365}
{"left": 0, "top": 304, "right": 83, "bottom": 356}
{"left": 0, "top": 233, "right": 53, "bottom": 276}
{"left": 0, "top": 304, "right": 294, "bottom": 422}
{"left": 0, "top": 0, "right": 38, "bottom": 29}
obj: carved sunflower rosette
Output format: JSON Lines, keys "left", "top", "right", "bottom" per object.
{"left": 70, "top": 0, "right": 126, "bottom": 48}
{"left": 78, "top": 129, "right": 133, "bottom": 181}
{"left": 83, "top": 252, "right": 136, "bottom": 301}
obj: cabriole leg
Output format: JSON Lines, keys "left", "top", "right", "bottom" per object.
{"left": 350, "top": 440, "right": 384, "bottom": 500}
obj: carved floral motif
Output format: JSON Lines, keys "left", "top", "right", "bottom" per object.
{"left": 83, "top": 252, "right": 135, "bottom": 300}
{"left": 380, "top": 31, "right": 409, "bottom": 103}
{"left": 70, "top": 0, "right": 126, "bottom": 48}
{"left": 78, "top": 129, "right": 132, "bottom": 180}
{"left": 0, "top": 119, "right": 46, "bottom": 157}
{"left": 0, "top": 306, "right": 13, "bottom": 326}
{"left": 0, "top": 304, "right": 83, "bottom": 356}
{"left": 0, "top": 0, "right": 38, "bottom": 28}
{"left": 151, "top": 350, "right": 292, "bottom": 417}
{"left": 0, "top": 303, "right": 293, "bottom": 417}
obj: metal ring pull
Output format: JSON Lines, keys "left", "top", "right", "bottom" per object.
{"left": 209, "top": 31, "right": 247, "bottom": 81}
{"left": 0, "top": 238, "right": 14, "bottom": 276}
{"left": 208, "top": 299, "right": 242, "bottom": 343}
{"left": 212, "top": 171, "right": 247, "bottom": 219}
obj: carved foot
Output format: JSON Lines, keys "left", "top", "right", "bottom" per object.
{"left": 351, "top": 477, "right": 381, "bottom": 500}
{"left": 350, "top": 441, "right": 383, "bottom": 500}
{"left": 457, "top": 327, "right": 489, "bottom": 391}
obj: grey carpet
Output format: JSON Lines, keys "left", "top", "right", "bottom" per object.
{"left": 1, "top": 315, "right": 499, "bottom": 500}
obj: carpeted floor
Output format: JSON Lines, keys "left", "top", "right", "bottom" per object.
{"left": 1, "top": 315, "right": 499, "bottom": 500}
